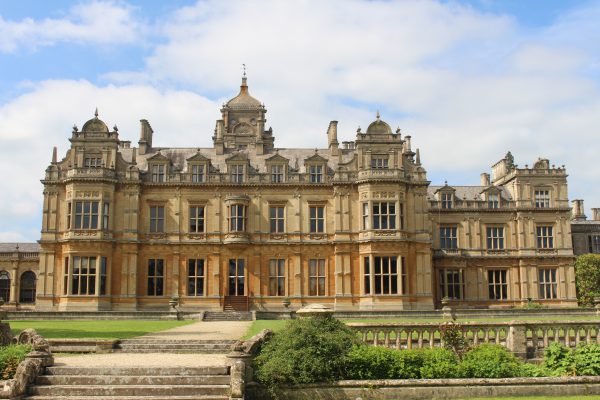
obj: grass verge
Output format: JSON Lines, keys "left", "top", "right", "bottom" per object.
{"left": 8, "top": 320, "right": 194, "bottom": 340}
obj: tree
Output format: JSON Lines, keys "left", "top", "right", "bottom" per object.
{"left": 574, "top": 254, "right": 600, "bottom": 307}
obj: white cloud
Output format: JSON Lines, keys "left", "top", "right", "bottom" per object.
{"left": 0, "top": 1, "right": 143, "bottom": 53}
{"left": 2, "top": 0, "right": 600, "bottom": 240}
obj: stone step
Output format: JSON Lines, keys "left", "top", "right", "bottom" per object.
{"left": 36, "top": 375, "right": 230, "bottom": 386}
{"left": 118, "top": 339, "right": 237, "bottom": 344}
{"left": 45, "top": 366, "right": 229, "bottom": 376}
{"left": 29, "top": 384, "right": 230, "bottom": 397}
{"left": 117, "top": 343, "right": 233, "bottom": 349}
{"left": 203, "top": 312, "right": 253, "bottom": 321}
{"left": 25, "top": 395, "right": 228, "bottom": 400}
{"left": 114, "top": 348, "right": 231, "bottom": 354}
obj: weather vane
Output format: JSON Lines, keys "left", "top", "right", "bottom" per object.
{"left": 242, "top": 63, "right": 246, "bottom": 77}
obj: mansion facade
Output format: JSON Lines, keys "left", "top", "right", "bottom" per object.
{"left": 37, "top": 77, "right": 577, "bottom": 311}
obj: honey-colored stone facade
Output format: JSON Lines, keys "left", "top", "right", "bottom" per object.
{"left": 37, "top": 78, "right": 577, "bottom": 311}
{"left": 0, "top": 244, "right": 39, "bottom": 309}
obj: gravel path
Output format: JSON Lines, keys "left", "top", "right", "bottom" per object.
{"left": 139, "top": 320, "right": 252, "bottom": 340}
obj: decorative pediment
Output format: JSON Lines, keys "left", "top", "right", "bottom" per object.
{"left": 265, "top": 153, "right": 289, "bottom": 164}
{"left": 187, "top": 151, "right": 211, "bottom": 162}
{"left": 147, "top": 152, "right": 170, "bottom": 163}
{"left": 226, "top": 152, "right": 249, "bottom": 163}
{"left": 434, "top": 183, "right": 455, "bottom": 194}
{"left": 304, "top": 153, "right": 328, "bottom": 164}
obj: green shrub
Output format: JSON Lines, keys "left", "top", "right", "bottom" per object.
{"left": 519, "top": 362, "right": 550, "bottom": 377}
{"left": 574, "top": 343, "right": 600, "bottom": 376}
{"left": 253, "top": 315, "right": 359, "bottom": 395}
{"left": 344, "top": 346, "right": 460, "bottom": 380}
{"left": 542, "top": 342, "right": 575, "bottom": 375}
{"left": 458, "top": 344, "right": 522, "bottom": 378}
{"left": 0, "top": 344, "right": 31, "bottom": 379}
{"left": 575, "top": 254, "right": 600, "bottom": 307}
{"left": 419, "top": 347, "right": 460, "bottom": 378}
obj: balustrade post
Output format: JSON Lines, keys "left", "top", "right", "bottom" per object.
{"left": 507, "top": 321, "right": 528, "bottom": 359}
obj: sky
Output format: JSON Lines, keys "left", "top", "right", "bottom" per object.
{"left": 0, "top": 0, "right": 599, "bottom": 242}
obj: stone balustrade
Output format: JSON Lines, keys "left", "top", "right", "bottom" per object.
{"left": 348, "top": 321, "right": 600, "bottom": 358}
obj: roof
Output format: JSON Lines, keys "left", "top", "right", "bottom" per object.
{"left": 225, "top": 77, "right": 262, "bottom": 110}
{"left": 428, "top": 185, "right": 513, "bottom": 201}
{"left": 0, "top": 243, "right": 40, "bottom": 253}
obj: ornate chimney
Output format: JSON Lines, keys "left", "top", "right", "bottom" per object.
{"left": 572, "top": 199, "right": 586, "bottom": 220}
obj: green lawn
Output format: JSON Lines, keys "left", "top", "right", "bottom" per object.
{"left": 8, "top": 320, "right": 194, "bottom": 340}
{"left": 242, "top": 315, "right": 600, "bottom": 339}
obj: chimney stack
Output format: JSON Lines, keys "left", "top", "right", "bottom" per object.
{"left": 572, "top": 199, "right": 586, "bottom": 220}
{"left": 592, "top": 208, "right": 600, "bottom": 221}
{"left": 480, "top": 173, "right": 490, "bottom": 187}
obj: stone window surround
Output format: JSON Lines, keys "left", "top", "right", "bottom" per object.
{"left": 362, "top": 255, "right": 407, "bottom": 296}
{"left": 62, "top": 254, "right": 109, "bottom": 297}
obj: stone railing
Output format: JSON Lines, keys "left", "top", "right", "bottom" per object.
{"left": 348, "top": 321, "right": 600, "bottom": 359}
{"left": 227, "top": 329, "right": 273, "bottom": 400}
{"left": 0, "top": 328, "right": 54, "bottom": 399}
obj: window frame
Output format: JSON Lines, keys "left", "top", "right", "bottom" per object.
{"left": 149, "top": 205, "right": 165, "bottom": 233}
{"left": 538, "top": 268, "right": 558, "bottom": 300}
{"left": 268, "top": 259, "right": 286, "bottom": 296}
{"left": 536, "top": 225, "right": 554, "bottom": 249}
{"left": 308, "top": 164, "right": 324, "bottom": 183}
{"left": 190, "top": 164, "right": 205, "bottom": 183}
{"left": 270, "top": 164, "right": 284, "bottom": 183}
{"left": 371, "top": 156, "right": 389, "bottom": 169}
{"left": 228, "top": 204, "right": 247, "bottom": 232}
{"left": 73, "top": 201, "right": 99, "bottom": 230}
{"left": 189, "top": 205, "right": 205, "bottom": 233}
{"left": 439, "top": 268, "right": 464, "bottom": 300}
{"left": 372, "top": 201, "right": 396, "bottom": 230}
{"left": 486, "top": 226, "right": 505, "bottom": 250}
{"left": 440, "top": 226, "right": 458, "bottom": 249}
{"left": 488, "top": 193, "right": 500, "bottom": 209}
{"left": 309, "top": 259, "right": 326, "bottom": 296}
{"left": 441, "top": 192, "right": 453, "bottom": 209}
{"left": 488, "top": 269, "right": 508, "bottom": 300}
{"left": 269, "top": 205, "right": 285, "bottom": 233}
{"left": 534, "top": 189, "right": 551, "bottom": 208}
{"left": 147, "top": 258, "right": 165, "bottom": 296}
{"left": 187, "top": 259, "right": 205, "bottom": 296}
{"left": 151, "top": 164, "right": 166, "bottom": 183}
{"left": 230, "top": 164, "right": 245, "bottom": 183}
{"left": 309, "top": 205, "right": 325, "bottom": 233}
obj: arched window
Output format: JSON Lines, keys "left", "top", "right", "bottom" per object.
{"left": 19, "top": 271, "right": 36, "bottom": 304}
{"left": 0, "top": 271, "right": 10, "bottom": 302}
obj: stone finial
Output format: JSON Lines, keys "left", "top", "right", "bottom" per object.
{"left": 94, "top": 107, "right": 99, "bottom": 118}
{"left": 376, "top": 110, "right": 380, "bottom": 121}
{"left": 113, "top": 125, "right": 118, "bottom": 132}
{"left": 51, "top": 146, "right": 57, "bottom": 164}
{"left": 415, "top": 148, "right": 421, "bottom": 165}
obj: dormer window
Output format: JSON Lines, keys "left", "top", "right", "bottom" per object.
{"left": 191, "top": 164, "right": 205, "bottom": 183}
{"left": 441, "top": 193, "right": 453, "bottom": 209}
{"left": 488, "top": 193, "right": 500, "bottom": 209}
{"left": 271, "top": 165, "right": 284, "bottom": 183}
{"left": 309, "top": 165, "right": 323, "bottom": 183}
{"left": 230, "top": 164, "right": 244, "bottom": 183}
{"left": 151, "top": 164, "right": 165, "bottom": 183}
{"left": 371, "top": 157, "right": 389, "bottom": 169}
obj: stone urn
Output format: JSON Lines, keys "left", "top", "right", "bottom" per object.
{"left": 282, "top": 297, "right": 291, "bottom": 309}
{"left": 169, "top": 296, "right": 179, "bottom": 310}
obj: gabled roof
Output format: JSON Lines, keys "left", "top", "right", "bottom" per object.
{"left": 147, "top": 152, "right": 170, "bottom": 162}
{"left": 187, "top": 151, "right": 211, "bottom": 162}
{"left": 433, "top": 183, "right": 455, "bottom": 194}
{"left": 265, "top": 153, "right": 289, "bottom": 163}
{"left": 304, "top": 153, "right": 328, "bottom": 164}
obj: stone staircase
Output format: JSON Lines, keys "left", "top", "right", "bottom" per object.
{"left": 25, "top": 366, "right": 231, "bottom": 399}
{"left": 115, "top": 338, "right": 237, "bottom": 354}
{"left": 203, "top": 311, "right": 253, "bottom": 322}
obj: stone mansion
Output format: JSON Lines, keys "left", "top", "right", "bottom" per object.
{"left": 35, "top": 77, "right": 577, "bottom": 311}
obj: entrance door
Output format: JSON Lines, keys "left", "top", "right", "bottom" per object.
{"left": 228, "top": 259, "right": 245, "bottom": 296}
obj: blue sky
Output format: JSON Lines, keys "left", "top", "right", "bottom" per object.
{"left": 0, "top": 0, "right": 599, "bottom": 241}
